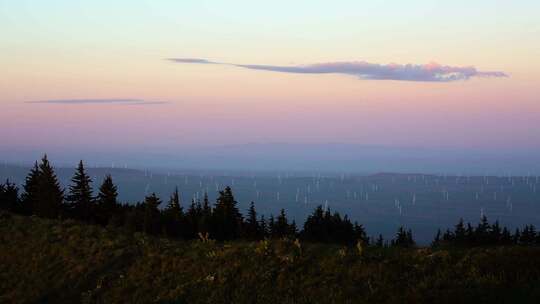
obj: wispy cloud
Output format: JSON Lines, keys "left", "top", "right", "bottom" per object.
{"left": 25, "top": 98, "right": 168, "bottom": 105}
{"left": 167, "top": 58, "right": 508, "bottom": 82}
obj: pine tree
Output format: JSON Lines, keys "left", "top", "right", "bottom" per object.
{"left": 245, "top": 202, "right": 260, "bottom": 239}
{"left": 163, "top": 187, "right": 183, "bottom": 237}
{"left": 354, "top": 222, "right": 368, "bottom": 245}
{"left": 67, "top": 160, "right": 94, "bottom": 222}
{"left": 198, "top": 192, "right": 212, "bottom": 235}
{"left": 96, "top": 174, "right": 119, "bottom": 225}
{"left": 0, "top": 179, "right": 19, "bottom": 212}
{"left": 259, "top": 215, "right": 268, "bottom": 237}
{"left": 143, "top": 193, "right": 162, "bottom": 234}
{"left": 454, "top": 218, "right": 466, "bottom": 244}
{"left": 34, "top": 155, "right": 64, "bottom": 218}
{"left": 392, "top": 226, "right": 415, "bottom": 248}
{"left": 273, "top": 209, "right": 291, "bottom": 238}
{"left": 20, "top": 161, "right": 40, "bottom": 215}
{"left": 432, "top": 229, "right": 442, "bottom": 247}
{"left": 267, "top": 215, "right": 275, "bottom": 238}
{"left": 212, "top": 186, "right": 243, "bottom": 240}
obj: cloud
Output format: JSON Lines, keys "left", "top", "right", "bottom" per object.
{"left": 167, "top": 58, "right": 508, "bottom": 82}
{"left": 166, "top": 58, "right": 219, "bottom": 64}
{"left": 25, "top": 98, "right": 168, "bottom": 105}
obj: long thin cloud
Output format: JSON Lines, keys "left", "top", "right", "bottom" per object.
{"left": 167, "top": 58, "right": 508, "bottom": 82}
{"left": 25, "top": 98, "right": 168, "bottom": 105}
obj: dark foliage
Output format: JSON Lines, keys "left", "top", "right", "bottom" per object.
{"left": 5, "top": 155, "right": 540, "bottom": 249}
{"left": 433, "top": 216, "right": 540, "bottom": 247}
{"left": 67, "top": 160, "right": 95, "bottom": 222}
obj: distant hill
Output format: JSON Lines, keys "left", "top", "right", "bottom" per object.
{"left": 1, "top": 212, "right": 540, "bottom": 303}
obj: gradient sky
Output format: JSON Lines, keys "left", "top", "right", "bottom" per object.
{"left": 1, "top": 1, "right": 540, "bottom": 160}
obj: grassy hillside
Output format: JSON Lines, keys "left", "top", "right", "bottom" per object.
{"left": 1, "top": 212, "right": 540, "bottom": 303}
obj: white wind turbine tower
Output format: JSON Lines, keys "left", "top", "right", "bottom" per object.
{"left": 144, "top": 183, "right": 150, "bottom": 196}
{"left": 412, "top": 193, "right": 416, "bottom": 205}
{"left": 506, "top": 196, "right": 512, "bottom": 213}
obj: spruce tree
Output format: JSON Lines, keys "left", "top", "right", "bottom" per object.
{"left": 20, "top": 161, "right": 40, "bottom": 215}
{"left": 274, "top": 209, "right": 291, "bottom": 238}
{"left": 432, "top": 229, "right": 442, "bottom": 247}
{"left": 245, "top": 202, "right": 260, "bottom": 239}
{"left": 454, "top": 218, "right": 466, "bottom": 244}
{"left": 34, "top": 155, "right": 64, "bottom": 218}
{"left": 212, "top": 186, "right": 243, "bottom": 240}
{"left": 198, "top": 192, "right": 212, "bottom": 235}
{"left": 163, "top": 187, "right": 183, "bottom": 237}
{"left": 96, "top": 174, "right": 119, "bottom": 225}
{"left": 0, "top": 179, "right": 19, "bottom": 212}
{"left": 67, "top": 160, "right": 94, "bottom": 221}
{"left": 143, "top": 193, "right": 162, "bottom": 234}
{"left": 259, "top": 215, "right": 268, "bottom": 238}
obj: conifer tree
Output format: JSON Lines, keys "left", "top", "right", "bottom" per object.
{"left": 274, "top": 208, "right": 291, "bottom": 238}
{"left": 245, "top": 202, "right": 260, "bottom": 239}
{"left": 20, "top": 161, "right": 40, "bottom": 215}
{"left": 0, "top": 179, "right": 19, "bottom": 212}
{"left": 432, "top": 229, "right": 442, "bottom": 247}
{"left": 96, "top": 174, "right": 119, "bottom": 225}
{"left": 163, "top": 187, "right": 183, "bottom": 237}
{"left": 212, "top": 186, "right": 243, "bottom": 240}
{"left": 392, "top": 226, "right": 415, "bottom": 248}
{"left": 259, "top": 215, "right": 268, "bottom": 237}
{"left": 454, "top": 218, "right": 466, "bottom": 244}
{"left": 198, "top": 192, "right": 212, "bottom": 235}
{"left": 143, "top": 193, "right": 161, "bottom": 234}
{"left": 34, "top": 155, "right": 64, "bottom": 218}
{"left": 67, "top": 160, "right": 94, "bottom": 221}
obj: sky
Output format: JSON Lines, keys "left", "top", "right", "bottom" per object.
{"left": 1, "top": 1, "right": 540, "bottom": 170}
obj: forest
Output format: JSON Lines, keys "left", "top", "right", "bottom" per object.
{"left": 2, "top": 155, "right": 540, "bottom": 248}
{"left": 2, "top": 155, "right": 540, "bottom": 303}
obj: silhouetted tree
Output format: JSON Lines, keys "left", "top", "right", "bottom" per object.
{"left": 198, "top": 193, "right": 212, "bottom": 235}
{"left": 0, "top": 179, "right": 19, "bottom": 212}
{"left": 34, "top": 155, "right": 64, "bottom": 218}
{"left": 96, "top": 174, "right": 119, "bottom": 225}
{"left": 431, "top": 229, "right": 442, "bottom": 247}
{"left": 244, "top": 202, "right": 261, "bottom": 239}
{"left": 272, "top": 209, "right": 295, "bottom": 238}
{"left": 391, "top": 226, "right": 415, "bottom": 248}
{"left": 162, "top": 187, "right": 183, "bottom": 237}
{"left": 259, "top": 215, "right": 268, "bottom": 238}
{"left": 67, "top": 160, "right": 94, "bottom": 222}
{"left": 20, "top": 162, "right": 40, "bottom": 215}
{"left": 212, "top": 186, "right": 243, "bottom": 240}
{"left": 143, "top": 193, "right": 162, "bottom": 234}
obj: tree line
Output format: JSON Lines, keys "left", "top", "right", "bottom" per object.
{"left": 1, "top": 155, "right": 540, "bottom": 248}
{"left": 433, "top": 216, "right": 540, "bottom": 247}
